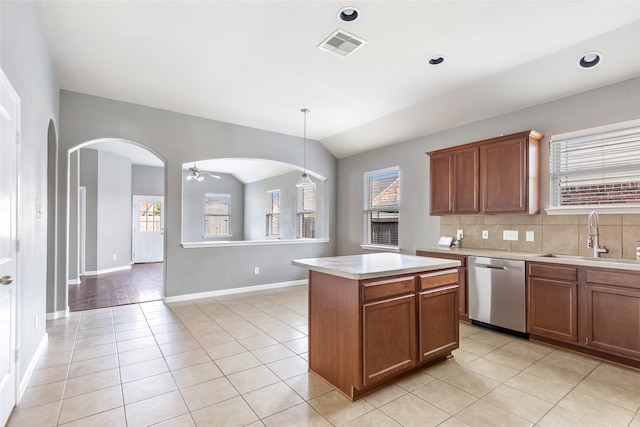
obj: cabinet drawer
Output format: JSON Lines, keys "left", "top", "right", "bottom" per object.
{"left": 362, "top": 277, "right": 415, "bottom": 302}
{"left": 419, "top": 269, "right": 458, "bottom": 291}
{"left": 587, "top": 269, "right": 640, "bottom": 289}
{"left": 528, "top": 263, "right": 577, "bottom": 282}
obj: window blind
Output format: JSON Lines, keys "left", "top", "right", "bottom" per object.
{"left": 297, "top": 185, "right": 316, "bottom": 238}
{"left": 266, "top": 190, "right": 280, "bottom": 237}
{"left": 364, "top": 167, "right": 399, "bottom": 246}
{"left": 550, "top": 122, "right": 640, "bottom": 208}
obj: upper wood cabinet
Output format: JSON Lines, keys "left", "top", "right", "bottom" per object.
{"left": 428, "top": 130, "right": 543, "bottom": 215}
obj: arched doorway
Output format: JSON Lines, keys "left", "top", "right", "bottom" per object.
{"left": 67, "top": 139, "right": 166, "bottom": 311}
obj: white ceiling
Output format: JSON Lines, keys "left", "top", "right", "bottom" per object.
{"left": 36, "top": 1, "right": 640, "bottom": 159}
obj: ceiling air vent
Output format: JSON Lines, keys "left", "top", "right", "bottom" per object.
{"left": 318, "top": 29, "right": 366, "bottom": 57}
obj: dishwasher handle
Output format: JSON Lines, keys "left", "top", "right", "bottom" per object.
{"left": 472, "top": 264, "right": 507, "bottom": 270}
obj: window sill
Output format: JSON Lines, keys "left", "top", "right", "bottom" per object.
{"left": 182, "top": 238, "right": 330, "bottom": 249}
{"left": 545, "top": 205, "right": 640, "bottom": 215}
{"left": 360, "top": 244, "right": 400, "bottom": 253}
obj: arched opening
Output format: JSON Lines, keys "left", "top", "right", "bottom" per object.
{"left": 67, "top": 139, "right": 166, "bottom": 311}
{"left": 46, "top": 120, "right": 58, "bottom": 313}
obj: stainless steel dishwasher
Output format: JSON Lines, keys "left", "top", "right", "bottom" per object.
{"left": 468, "top": 256, "right": 527, "bottom": 335}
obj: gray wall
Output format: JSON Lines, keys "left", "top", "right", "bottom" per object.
{"left": 132, "top": 164, "right": 164, "bottom": 197}
{"left": 57, "top": 90, "right": 337, "bottom": 305}
{"left": 97, "top": 151, "right": 132, "bottom": 271}
{"left": 182, "top": 172, "right": 244, "bottom": 242}
{"left": 79, "top": 149, "right": 133, "bottom": 272}
{"left": 79, "top": 149, "right": 98, "bottom": 272}
{"left": 336, "top": 77, "right": 640, "bottom": 256}
{"left": 0, "top": 0, "right": 60, "bottom": 382}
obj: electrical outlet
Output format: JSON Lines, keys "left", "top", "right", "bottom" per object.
{"left": 254, "top": 267, "right": 260, "bottom": 275}
{"left": 482, "top": 230, "right": 488, "bottom": 239}
{"left": 456, "top": 229, "right": 463, "bottom": 240}
{"left": 503, "top": 230, "right": 519, "bottom": 241}
{"left": 526, "top": 231, "right": 534, "bottom": 242}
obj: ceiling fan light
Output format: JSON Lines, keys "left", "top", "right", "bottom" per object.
{"left": 186, "top": 174, "right": 194, "bottom": 182}
{"left": 196, "top": 175, "right": 205, "bottom": 182}
{"left": 296, "top": 172, "right": 314, "bottom": 187}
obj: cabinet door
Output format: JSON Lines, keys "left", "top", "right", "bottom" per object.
{"left": 429, "top": 153, "right": 453, "bottom": 215}
{"left": 362, "top": 294, "right": 417, "bottom": 385}
{"left": 528, "top": 278, "right": 578, "bottom": 343}
{"left": 585, "top": 284, "right": 640, "bottom": 360}
{"left": 418, "top": 285, "right": 459, "bottom": 362}
{"left": 458, "top": 267, "right": 468, "bottom": 320}
{"left": 453, "top": 148, "right": 479, "bottom": 213}
{"left": 481, "top": 137, "right": 527, "bottom": 213}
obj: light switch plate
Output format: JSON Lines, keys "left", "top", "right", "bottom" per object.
{"left": 503, "top": 230, "right": 519, "bottom": 241}
{"left": 526, "top": 231, "right": 534, "bottom": 242}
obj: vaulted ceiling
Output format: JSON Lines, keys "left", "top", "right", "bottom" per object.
{"left": 36, "top": 1, "right": 640, "bottom": 159}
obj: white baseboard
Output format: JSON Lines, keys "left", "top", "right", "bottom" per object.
{"left": 46, "top": 308, "right": 69, "bottom": 320}
{"left": 68, "top": 278, "right": 81, "bottom": 285}
{"left": 17, "top": 332, "right": 48, "bottom": 403}
{"left": 164, "top": 279, "right": 307, "bottom": 303}
{"left": 83, "top": 265, "right": 132, "bottom": 276}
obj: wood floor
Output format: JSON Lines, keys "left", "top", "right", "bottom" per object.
{"left": 68, "top": 263, "right": 163, "bottom": 311}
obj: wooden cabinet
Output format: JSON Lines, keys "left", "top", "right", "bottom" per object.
{"left": 584, "top": 269, "right": 640, "bottom": 361}
{"left": 527, "top": 263, "right": 578, "bottom": 343}
{"left": 416, "top": 250, "right": 469, "bottom": 322}
{"left": 307, "top": 267, "right": 459, "bottom": 400}
{"left": 429, "top": 148, "right": 479, "bottom": 215}
{"left": 528, "top": 262, "right": 640, "bottom": 369}
{"left": 427, "top": 130, "right": 542, "bottom": 215}
{"left": 363, "top": 293, "right": 416, "bottom": 385}
{"left": 418, "top": 270, "right": 459, "bottom": 361}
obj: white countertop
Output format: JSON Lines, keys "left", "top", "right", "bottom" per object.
{"left": 415, "top": 247, "right": 640, "bottom": 272}
{"left": 292, "top": 252, "right": 461, "bottom": 280}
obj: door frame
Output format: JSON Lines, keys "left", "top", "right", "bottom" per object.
{"left": 0, "top": 66, "right": 21, "bottom": 425}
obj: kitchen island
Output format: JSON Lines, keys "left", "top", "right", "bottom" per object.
{"left": 292, "top": 253, "right": 461, "bottom": 400}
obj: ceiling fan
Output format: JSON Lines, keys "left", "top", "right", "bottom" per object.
{"left": 184, "top": 163, "right": 221, "bottom": 182}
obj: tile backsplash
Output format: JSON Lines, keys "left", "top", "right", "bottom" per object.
{"left": 440, "top": 213, "right": 640, "bottom": 260}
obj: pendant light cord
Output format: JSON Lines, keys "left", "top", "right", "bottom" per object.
{"left": 302, "top": 108, "right": 309, "bottom": 174}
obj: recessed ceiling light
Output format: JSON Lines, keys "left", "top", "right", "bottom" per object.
{"left": 578, "top": 52, "right": 602, "bottom": 69}
{"left": 428, "top": 56, "right": 446, "bottom": 66}
{"left": 338, "top": 7, "right": 360, "bottom": 22}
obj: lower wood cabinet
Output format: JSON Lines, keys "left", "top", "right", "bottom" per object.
{"left": 418, "top": 284, "right": 459, "bottom": 361}
{"left": 585, "top": 269, "right": 640, "bottom": 361}
{"left": 416, "top": 250, "right": 469, "bottom": 322}
{"left": 528, "top": 262, "right": 640, "bottom": 368}
{"left": 363, "top": 294, "right": 416, "bottom": 385}
{"left": 527, "top": 263, "right": 578, "bottom": 343}
{"left": 308, "top": 267, "right": 459, "bottom": 400}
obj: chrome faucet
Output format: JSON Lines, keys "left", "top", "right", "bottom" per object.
{"left": 587, "top": 211, "right": 609, "bottom": 258}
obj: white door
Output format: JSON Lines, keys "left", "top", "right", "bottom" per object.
{"left": 132, "top": 196, "right": 164, "bottom": 263}
{"left": 0, "top": 70, "right": 19, "bottom": 426}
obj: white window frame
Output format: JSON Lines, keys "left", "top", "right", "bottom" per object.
{"left": 266, "top": 189, "right": 280, "bottom": 238}
{"left": 297, "top": 184, "right": 316, "bottom": 239}
{"left": 547, "top": 119, "right": 640, "bottom": 215}
{"left": 204, "top": 193, "right": 231, "bottom": 237}
{"left": 362, "top": 166, "right": 400, "bottom": 251}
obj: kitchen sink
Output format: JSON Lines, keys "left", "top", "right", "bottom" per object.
{"left": 537, "top": 254, "right": 639, "bottom": 265}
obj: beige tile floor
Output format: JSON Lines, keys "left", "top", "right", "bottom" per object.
{"left": 9, "top": 284, "right": 640, "bottom": 427}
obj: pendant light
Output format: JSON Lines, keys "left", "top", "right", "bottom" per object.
{"left": 296, "top": 108, "right": 314, "bottom": 187}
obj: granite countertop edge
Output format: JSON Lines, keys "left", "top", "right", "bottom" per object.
{"left": 414, "top": 246, "right": 640, "bottom": 272}
{"left": 292, "top": 253, "right": 461, "bottom": 280}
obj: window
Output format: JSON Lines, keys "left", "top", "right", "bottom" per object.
{"left": 139, "top": 201, "right": 161, "bottom": 232}
{"left": 550, "top": 120, "right": 640, "bottom": 210}
{"left": 297, "top": 184, "right": 316, "bottom": 238}
{"left": 204, "top": 193, "right": 230, "bottom": 237}
{"left": 266, "top": 189, "right": 280, "bottom": 237}
{"left": 364, "top": 167, "right": 399, "bottom": 247}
